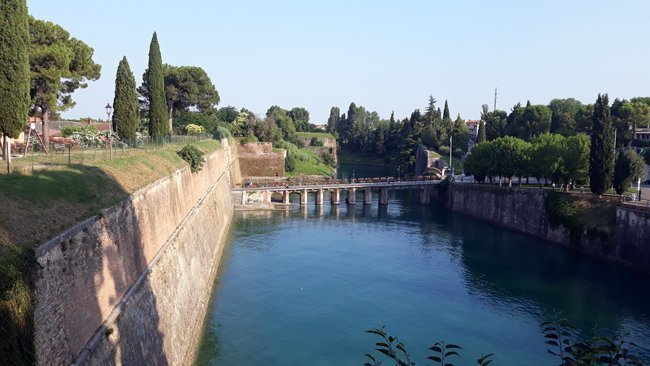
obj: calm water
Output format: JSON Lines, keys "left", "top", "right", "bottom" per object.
{"left": 195, "top": 183, "right": 650, "bottom": 365}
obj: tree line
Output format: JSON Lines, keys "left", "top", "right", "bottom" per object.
{"left": 466, "top": 94, "right": 646, "bottom": 196}
{"left": 327, "top": 97, "right": 472, "bottom": 171}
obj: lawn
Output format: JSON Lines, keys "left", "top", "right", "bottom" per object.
{"left": 296, "top": 132, "right": 336, "bottom": 140}
{"left": 287, "top": 149, "right": 336, "bottom": 177}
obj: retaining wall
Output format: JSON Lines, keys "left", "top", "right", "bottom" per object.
{"left": 431, "top": 184, "right": 650, "bottom": 272}
{"left": 33, "top": 140, "right": 238, "bottom": 365}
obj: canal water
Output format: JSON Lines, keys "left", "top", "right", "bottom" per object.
{"left": 195, "top": 170, "right": 650, "bottom": 365}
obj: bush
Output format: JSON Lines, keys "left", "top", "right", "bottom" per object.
{"left": 61, "top": 125, "right": 98, "bottom": 137}
{"left": 285, "top": 154, "right": 296, "bottom": 172}
{"left": 320, "top": 152, "right": 336, "bottom": 167}
{"left": 438, "top": 146, "right": 450, "bottom": 156}
{"left": 273, "top": 140, "right": 310, "bottom": 161}
{"left": 544, "top": 191, "right": 582, "bottom": 245}
{"left": 185, "top": 124, "right": 205, "bottom": 135}
{"left": 239, "top": 136, "right": 258, "bottom": 145}
{"left": 177, "top": 144, "right": 205, "bottom": 173}
{"left": 213, "top": 126, "right": 232, "bottom": 140}
{"left": 310, "top": 137, "right": 324, "bottom": 147}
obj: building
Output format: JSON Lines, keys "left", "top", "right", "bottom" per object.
{"left": 465, "top": 120, "right": 481, "bottom": 138}
{"left": 634, "top": 127, "right": 650, "bottom": 142}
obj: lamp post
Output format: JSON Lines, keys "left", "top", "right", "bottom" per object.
{"left": 105, "top": 103, "right": 113, "bottom": 160}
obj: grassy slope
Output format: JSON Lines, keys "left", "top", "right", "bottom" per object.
{"left": 287, "top": 149, "right": 335, "bottom": 177}
{"left": 296, "top": 132, "right": 336, "bottom": 139}
{"left": 0, "top": 139, "right": 220, "bottom": 365}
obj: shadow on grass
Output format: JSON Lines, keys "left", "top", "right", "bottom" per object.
{"left": 0, "top": 165, "right": 168, "bottom": 365}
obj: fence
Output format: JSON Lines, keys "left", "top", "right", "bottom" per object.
{"left": 0, "top": 135, "right": 213, "bottom": 175}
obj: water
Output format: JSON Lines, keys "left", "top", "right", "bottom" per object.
{"left": 195, "top": 183, "right": 650, "bottom": 365}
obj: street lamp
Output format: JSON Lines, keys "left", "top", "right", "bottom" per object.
{"left": 449, "top": 135, "right": 453, "bottom": 178}
{"left": 105, "top": 103, "right": 113, "bottom": 160}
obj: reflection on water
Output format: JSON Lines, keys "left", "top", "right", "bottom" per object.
{"left": 196, "top": 190, "right": 650, "bottom": 366}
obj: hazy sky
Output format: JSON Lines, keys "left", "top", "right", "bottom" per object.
{"left": 27, "top": 0, "right": 650, "bottom": 123}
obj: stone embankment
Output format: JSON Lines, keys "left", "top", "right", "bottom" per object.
{"left": 431, "top": 183, "right": 650, "bottom": 272}
{"left": 34, "top": 139, "right": 241, "bottom": 365}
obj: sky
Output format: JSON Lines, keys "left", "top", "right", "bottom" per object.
{"left": 27, "top": 0, "right": 650, "bottom": 124}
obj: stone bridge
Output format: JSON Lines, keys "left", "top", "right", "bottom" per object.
{"left": 232, "top": 180, "right": 440, "bottom": 206}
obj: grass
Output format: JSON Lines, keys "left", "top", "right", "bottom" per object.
{"left": 0, "top": 139, "right": 221, "bottom": 365}
{"left": 337, "top": 148, "right": 389, "bottom": 165}
{"left": 287, "top": 149, "right": 336, "bottom": 177}
{"left": 296, "top": 132, "right": 336, "bottom": 140}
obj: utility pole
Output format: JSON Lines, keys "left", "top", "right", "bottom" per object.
{"left": 493, "top": 87, "right": 497, "bottom": 112}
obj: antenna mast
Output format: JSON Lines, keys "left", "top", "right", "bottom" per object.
{"left": 493, "top": 87, "right": 497, "bottom": 111}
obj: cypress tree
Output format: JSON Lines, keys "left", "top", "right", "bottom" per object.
{"left": 0, "top": 0, "right": 30, "bottom": 141}
{"left": 145, "top": 32, "right": 168, "bottom": 138}
{"left": 443, "top": 100, "right": 451, "bottom": 121}
{"left": 113, "top": 57, "right": 139, "bottom": 141}
{"left": 589, "top": 94, "right": 614, "bottom": 196}
{"left": 477, "top": 120, "right": 486, "bottom": 144}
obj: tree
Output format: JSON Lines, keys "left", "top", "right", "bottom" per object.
{"left": 452, "top": 114, "right": 471, "bottom": 153}
{"left": 425, "top": 95, "right": 438, "bottom": 125}
{"left": 163, "top": 65, "right": 219, "bottom": 133}
{"left": 442, "top": 100, "right": 451, "bottom": 121}
{"left": 288, "top": 107, "right": 310, "bottom": 132}
{"left": 0, "top": 0, "right": 29, "bottom": 164}
{"left": 476, "top": 120, "right": 486, "bottom": 144}
{"left": 589, "top": 94, "right": 614, "bottom": 196}
{"left": 112, "top": 57, "right": 139, "bottom": 140}
{"left": 613, "top": 150, "right": 645, "bottom": 195}
{"left": 562, "top": 134, "right": 591, "bottom": 189}
{"left": 327, "top": 106, "right": 340, "bottom": 133}
{"left": 549, "top": 98, "right": 583, "bottom": 136}
{"left": 484, "top": 110, "right": 508, "bottom": 140}
{"left": 217, "top": 106, "right": 239, "bottom": 124}
{"left": 491, "top": 136, "right": 531, "bottom": 186}
{"left": 530, "top": 133, "right": 566, "bottom": 186}
{"left": 143, "top": 32, "right": 168, "bottom": 138}
{"left": 28, "top": 16, "right": 101, "bottom": 147}
{"left": 267, "top": 105, "right": 296, "bottom": 142}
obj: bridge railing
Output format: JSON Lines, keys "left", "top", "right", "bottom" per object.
{"left": 241, "top": 175, "right": 438, "bottom": 189}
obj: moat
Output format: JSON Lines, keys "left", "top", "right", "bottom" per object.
{"left": 195, "top": 189, "right": 650, "bottom": 365}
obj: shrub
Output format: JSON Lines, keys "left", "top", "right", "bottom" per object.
{"left": 544, "top": 191, "right": 582, "bottom": 245}
{"left": 61, "top": 125, "right": 98, "bottom": 137}
{"left": 213, "top": 126, "right": 232, "bottom": 140}
{"left": 320, "top": 152, "right": 336, "bottom": 167}
{"left": 239, "top": 136, "right": 258, "bottom": 145}
{"left": 177, "top": 144, "right": 205, "bottom": 173}
{"left": 184, "top": 123, "right": 204, "bottom": 135}
{"left": 273, "top": 140, "right": 310, "bottom": 161}
{"left": 438, "top": 146, "right": 450, "bottom": 156}
{"left": 285, "top": 154, "right": 296, "bottom": 172}
{"left": 310, "top": 137, "right": 324, "bottom": 147}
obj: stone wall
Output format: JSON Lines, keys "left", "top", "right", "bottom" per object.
{"left": 33, "top": 140, "right": 238, "bottom": 365}
{"left": 237, "top": 142, "right": 285, "bottom": 177}
{"left": 431, "top": 183, "right": 650, "bottom": 272}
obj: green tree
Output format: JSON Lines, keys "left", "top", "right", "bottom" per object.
{"left": 549, "top": 98, "right": 584, "bottom": 136}
{"left": 442, "top": 100, "right": 450, "bottom": 121}
{"left": 327, "top": 106, "right": 340, "bottom": 133}
{"left": 162, "top": 64, "right": 219, "bottom": 133}
{"left": 452, "top": 114, "right": 471, "bottom": 153}
{"left": 476, "top": 120, "right": 486, "bottom": 143}
{"left": 217, "top": 106, "right": 239, "bottom": 124}
{"left": 491, "top": 136, "right": 531, "bottom": 186}
{"left": 143, "top": 32, "right": 168, "bottom": 137}
{"left": 0, "top": 0, "right": 29, "bottom": 164}
{"left": 112, "top": 57, "right": 139, "bottom": 140}
{"left": 484, "top": 110, "right": 508, "bottom": 140}
{"left": 562, "top": 134, "right": 591, "bottom": 189}
{"left": 28, "top": 16, "right": 101, "bottom": 147}
{"left": 288, "top": 107, "right": 310, "bottom": 132}
{"left": 589, "top": 94, "right": 615, "bottom": 196}
{"left": 267, "top": 105, "right": 296, "bottom": 141}
{"left": 425, "top": 95, "right": 438, "bottom": 125}
{"left": 613, "top": 150, "right": 646, "bottom": 195}
{"left": 530, "top": 133, "right": 567, "bottom": 186}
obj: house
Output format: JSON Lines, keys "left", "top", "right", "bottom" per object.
{"left": 633, "top": 127, "right": 650, "bottom": 142}
{"left": 465, "top": 120, "right": 481, "bottom": 137}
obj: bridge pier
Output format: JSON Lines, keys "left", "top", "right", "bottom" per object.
{"left": 363, "top": 188, "right": 372, "bottom": 205}
{"left": 420, "top": 187, "right": 430, "bottom": 205}
{"left": 300, "top": 189, "right": 308, "bottom": 205}
{"left": 315, "top": 189, "right": 324, "bottom": 205}
{"left": 347, "top": 188, "right": 356, "bottom": 205}
{"left": 379, "top": 188, "right": 388, "bottom": 205}
{"left": 283, "top": 191, "right": 290, "bottom": 204}
{"left": 330, "top": 189, "right": 340, "bottom": 205}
